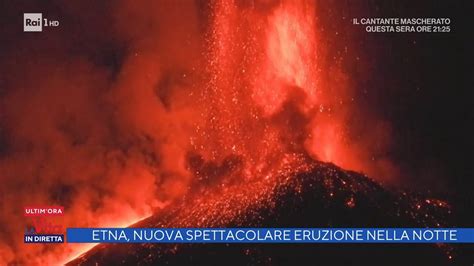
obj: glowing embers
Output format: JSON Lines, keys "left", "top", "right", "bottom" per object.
{"left": 176, "top": 153, "right": 311, "bottom": 227}
{"left": 195, "top": 0, "right": 319, "bottom": 188}
{"left": 253, "top": 1, "right": 318, "bottom": 115}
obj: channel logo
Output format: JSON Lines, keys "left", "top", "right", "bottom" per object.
{"left": 23, "top": 13, "right": 60, "bottom": 32}
{"left": 23, "top": 13, "right": 42, "bottom": 32}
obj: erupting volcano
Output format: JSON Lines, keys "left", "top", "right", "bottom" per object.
{"left": 0, "top": 0, "right": 471, "bottom": 265}
{"left": 67, "top": 0, "right": 466, "bottom": 265}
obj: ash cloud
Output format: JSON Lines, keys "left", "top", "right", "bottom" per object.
{"left": 0, "top": 0, "right": 204, "bottom": 264}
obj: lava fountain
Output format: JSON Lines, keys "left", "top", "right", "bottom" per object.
{"left": 194, "top": 0, "right": 325, "bottom": 180}
{"left": 69, "top": 0, "right": 393, "bottom": 262}
{"left": 2, "top": 0, "right": 442, "bottom": 265}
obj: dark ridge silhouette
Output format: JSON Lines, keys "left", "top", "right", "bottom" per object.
{"left": 68, "top": 161, "right": 471, "bottom": 266}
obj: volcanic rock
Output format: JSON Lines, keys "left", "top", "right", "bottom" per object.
{"left": 68, "top": 161, "right": 469, "bottom": 265}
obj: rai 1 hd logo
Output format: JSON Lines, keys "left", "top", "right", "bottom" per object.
{"left": 23, "top": 13, "right": 60, "bottom": 32}
{"left": 24, "top": 206, "right": 65, "bottom": 243}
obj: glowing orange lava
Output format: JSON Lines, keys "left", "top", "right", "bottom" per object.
{"left": 1, "top": 0, "right": 399, "bottom": 265}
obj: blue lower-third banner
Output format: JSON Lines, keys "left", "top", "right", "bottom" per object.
{"left": 66, "top": 228, "right": 474, "bottom": 243}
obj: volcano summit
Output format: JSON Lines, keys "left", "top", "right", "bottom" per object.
{"left": 68, "top": 160, "right": 469, "bottom": 266}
